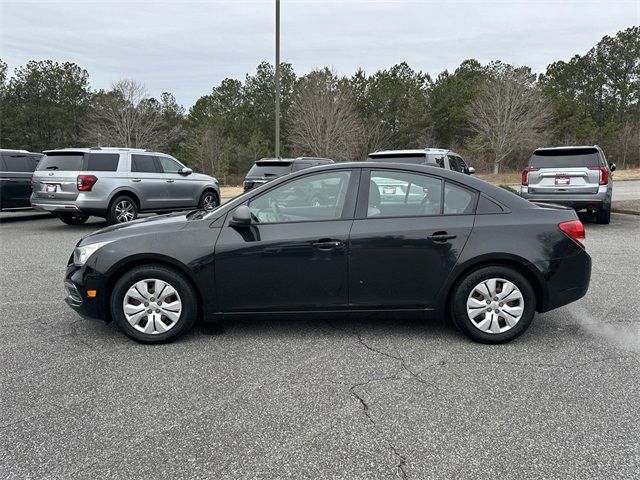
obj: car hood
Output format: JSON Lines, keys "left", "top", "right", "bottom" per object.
{"left": 79, "top": 211, "right": 192, "bottom": 245}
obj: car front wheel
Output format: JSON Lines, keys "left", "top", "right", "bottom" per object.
{"left": 198, "top": 191, "right": 219, "bottom": 210}
{"left": 111, "top": 265, "right": 197, "bottom": 343}
{"left": 451, "top": 266, "right": 536, "bottom": 343}
{"left": 107, "top": 195, "right": 138, "bottom": 225}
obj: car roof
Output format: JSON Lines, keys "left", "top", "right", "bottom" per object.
{"left": 42, "top": 147, "right": 170, "bottom": 155}
{"left": 255, "top": 157, "right": 334, "bottom": 164}
{"left": 0, "top": 149, "right": 35, "bottom": 154}
{"left": 369, "top": 148, "right": 451, "bottom": 156}
{"left": 534, "top": 145, "right": 599, "bottom": 152}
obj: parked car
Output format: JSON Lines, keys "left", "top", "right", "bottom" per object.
{"left": 0, "top": 149, "right": 42, "bottom": 211}
{"left": 30, "top": 147, "right": 219, "bottom": 225}
{"left": 368, "top": 148, "right": 475, "bottom": 174}
{"left": 64, "top": 162, "right": 591, "bottom": 344}
{"left": 520, "top": 145, "right": 616, "bottom": 224}
{"left": 243, "top": 157, "right": 334, "bottom": 192}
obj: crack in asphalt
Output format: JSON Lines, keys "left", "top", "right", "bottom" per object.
{"left": 325, "top": 320, "right": 440, "bottom": 479}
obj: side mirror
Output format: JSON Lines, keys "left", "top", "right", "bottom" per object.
{"left": 180, "top": 167, "right": 193, "bottom": 176}
{"left": 466, "top": 166, "right": 476, "bottom": 175}
{"left": 229, "top": 205, "right": 252, "bottom": 227}
{"left": 609, "top": 163, "right": 616, "bottom": 172}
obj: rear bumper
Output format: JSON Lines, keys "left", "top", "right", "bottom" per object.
{"left": 520, "top": 187, "right": 610, "bottom": 209}
{"left": 32, "top": 202, "right": 80, "bottom": 212}
{"left": 538, "top": 249, "right": 592, "bottom": 312}
{"left": 31, "top": 195, "right": 108, "bottom": 215}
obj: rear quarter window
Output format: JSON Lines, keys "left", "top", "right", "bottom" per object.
{"left": 85, "top": 153, "right": 120, "bottom": 172}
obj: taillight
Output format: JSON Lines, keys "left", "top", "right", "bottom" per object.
{"left": 77, "top": 175, "right": 97, "bottom": 191}
{"left": 559, "top": 220, "right": 586, "bottom": 249}
{"left": 588, "top": 166, "right": 608, "bottom": 185}
{"left": 521, "top": 167, "right": 538, "bottom": 185}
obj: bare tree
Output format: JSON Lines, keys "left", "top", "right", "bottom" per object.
{"left": 85, "top": 79, "right": 164, "bottom": 148}
{"left": 288, "top": 69, "right": 363, "bottom": 162}
{"left": 468, "top": 68, "right": 551, "bottom": 173}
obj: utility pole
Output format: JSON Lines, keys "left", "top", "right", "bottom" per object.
{"left": 274, "top": 0, "right": 280, "bottom": 158}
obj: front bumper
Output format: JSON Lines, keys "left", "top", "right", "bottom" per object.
{"left": 64, "top": 264, "right": 109, "bottom": 321}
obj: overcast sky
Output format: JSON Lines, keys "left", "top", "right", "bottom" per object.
{"left": 1, "top": 0, "right": 638, "bottom": 108}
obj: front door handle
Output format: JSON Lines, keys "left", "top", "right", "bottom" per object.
{"left": 312, "top": 240, "right": 344, "bottom": 250}
{"left": 428, "top": 231, "right": 457, "bottom": 242}
{"left": 131, "top": 178, "right": 141, "bottom": 183}
{"left": 166, "top": 179, "right": 175, "bottom": 183}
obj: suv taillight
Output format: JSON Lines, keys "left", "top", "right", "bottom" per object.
{"left": 559, "top": 220, "right": 586, "bottom": 249}
{"left": 588, "top": 166, "right": 608, "bottom": 185}
{"left": 77, "top": 175, "right": 97, "bottom": 191}
{"left": 521, "top": 167, "right": 538, "bottom": 185}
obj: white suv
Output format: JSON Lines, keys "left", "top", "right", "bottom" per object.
{"left": 31, "top": 147, "right": 220, "bottom": 225}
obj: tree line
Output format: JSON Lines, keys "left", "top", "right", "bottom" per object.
{"left": 0, "top": 26, "right": 637, "bottom": 182}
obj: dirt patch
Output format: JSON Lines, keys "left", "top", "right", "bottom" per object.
{"left": 612, "top": 199, "right": 640, "bottom": 215}
{"left": 220, "top": 186, "right": 244, "bottom": 198}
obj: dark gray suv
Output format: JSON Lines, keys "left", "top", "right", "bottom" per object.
{"left": 31, "top": 147, "right": 220, "bottom": 225}
{"left": 243, "top": 157, "right": 334, "bottom": 192}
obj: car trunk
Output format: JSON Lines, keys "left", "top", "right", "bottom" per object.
{"left": 526, "top": 149, "right": 602, "bottom": 195}
{"left": 31, "top": 152, "right": 83, "bottom": 203}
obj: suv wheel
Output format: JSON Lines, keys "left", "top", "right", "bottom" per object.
{"left": 107, "top": 196, "right": 138, "bottom": 225}
{"left": 596, "top": 203, "right": 611, "bottom": 224}
{"left": 451, "top": 266, "right": 535, "bottom": 343}
{"left": 57, "top": 212, "right": 89, "bottom": 225}
{"left": 198, "top": 191, "right": 219, "bottom": 210}
{"left": 110, "top": 265, "right": 197, "bottom": 343}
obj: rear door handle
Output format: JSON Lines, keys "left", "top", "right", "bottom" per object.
{"left": 312, "top": 240, "right": 344, "bottom": 250}
{"left": 166, "top": 179, "right": 175, "bottom": 183}
{"left": 131, "top": 178, "right": 141, "bottom": 183}
{"left": 428, "top": 231, "right": 457, "bottom": 242}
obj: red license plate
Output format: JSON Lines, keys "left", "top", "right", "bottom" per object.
{"left": 555, "top": 177, "right": 570, "bottom": 185}
{"left": 46, "top": 184, "right": 57, "bottom": 193}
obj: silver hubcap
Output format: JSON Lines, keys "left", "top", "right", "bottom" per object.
{"left": 466, "top": 278, "right": 524, "bottom": 334}
{"left": 115, "top": 200, "right": 135, "bottom": 222}
{"left": 202, "top": 194, "right": 216, "bottom": 209}
{"left": 123, "top": 278, "right": 183, "bottom": 335}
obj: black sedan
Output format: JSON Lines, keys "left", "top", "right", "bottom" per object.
{"left": 64, "top": 162, "right": 591, "bottom": 344}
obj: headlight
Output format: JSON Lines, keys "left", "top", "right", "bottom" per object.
{"left": 73, "top": 241, "right": 112, "bottom": 265}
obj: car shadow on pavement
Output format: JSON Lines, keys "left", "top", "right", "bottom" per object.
{"left": 0, "top": 212, "right": 55, "bottom": 223}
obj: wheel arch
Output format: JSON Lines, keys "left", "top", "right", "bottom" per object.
{"left": 104, "top": 254, "right": 204, "bottom": 322}
{"left": 108, "top": 189, "right": 141, "bottom": 210}
{"left": 199, "top": 186, "right": 220, "bottom": 203}
{"left": 440, "top": 254, "right": 547, "bottom": 321}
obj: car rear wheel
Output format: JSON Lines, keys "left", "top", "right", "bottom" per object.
{"left": 111, "top": 265, "right": 197, "bottom": 343}
{"left": 451, "top": 266, "right": 535, "bottom": 343}
{"left": 596, "top": 204, "right": 611, "bottom": 224}
{"left": 107, "top": 195, "right": 138, "bottom": 225}
{"left": 198, "top": 191, "right": 219, "bottom": 210}
{"left": 57, "top": 212, "right": 89, "bottom": 225}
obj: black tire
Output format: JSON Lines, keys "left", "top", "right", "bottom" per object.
{"left": 57, "top": 212, "right": 89, "bottom": 225}
{"left": 450, "top": 266, "right": 536, "bottom": 344}
{"left": 596, "top": 204, "right": 611, "bottom": 224}
{"left": 198, "top": 190, "right": 219, "bottom": 210}
{"left": 110, "top": 264, "right": 198, "bottom": 343}
{"left": 107, "top": 195, "right": 138, "bottom": 225}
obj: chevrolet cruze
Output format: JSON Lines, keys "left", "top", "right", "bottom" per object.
{"left": 64, "top": 162, "right": 591, "bottom": 344}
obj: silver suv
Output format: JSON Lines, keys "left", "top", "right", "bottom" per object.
{"left": 520, "top": 145, "right": 616, "bottom": 224}
{"left": 31, "top": 147, "right": 220, "bottom": 225}
{"left": 367, "top": 148, "right": 475, "bottom": 174}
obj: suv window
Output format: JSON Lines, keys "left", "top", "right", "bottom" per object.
{"left": 158, "top": 156, "right": 183, "bottom": 173}
{"left": 247, "top": 161, "right": 293, "bottom": 178}
{"left": 368, "top": 171, "right": 442, "bottom": 217}
{"left": 85, "top": 153, "right": 119, "bottom": 172}
{"left": 444, "top": 182, "right": 475, "bottom": 215}
{"left": 249, "top": 171, "right": 351, "bottom": 223}
{"left": 368, "top": 153, "right": 427, "bottom": 164}
{"left": 131, "top": 154, "right": 159, "bottom": 173}
{"left": 2, "top": 153, "right": 36, "bottom": 172}
{"left": 36, "top": 153, "right": 84, "bottom": 171}
{"left": 427, "top": 154, "right": 446, "bottom": 168}
{"left": 529, "top": 148, "right": 602, "bottom": 168}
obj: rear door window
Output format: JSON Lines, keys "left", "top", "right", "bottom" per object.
{"left": 529, "top": 149, "right": 602, "bottom": 168}
{"left": 85, "top": 153, "right": 120, "bottom": 172}
{"left": 36, "top": 153, "right": 84, "bottom": 171}
{"left": 131, "top": 154, "right": 160, "bottom": 173}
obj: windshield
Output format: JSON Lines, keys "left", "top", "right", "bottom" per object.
{"left": 36, "top": 153, "right": 84, "bottom": 171}
{"left": 247, "top": 161, "right": 293, "bottom": 178}
{"left": 529, "top": 149, "right": 601, "bottom": 168}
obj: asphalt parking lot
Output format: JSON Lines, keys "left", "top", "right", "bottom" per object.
{"left": 1, "top": 211, "right": 638, "bottom": 479}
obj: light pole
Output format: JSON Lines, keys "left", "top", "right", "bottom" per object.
{"left": 275, "top": 0, "right": 280, "bottom": 158}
